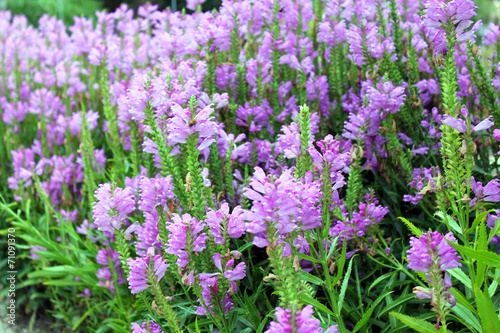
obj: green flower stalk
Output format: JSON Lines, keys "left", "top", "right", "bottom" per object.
{"left": 225, "top": 147, "right": 235, "bottom": 207}
{"left": 438, "top": 28, "right": 471, "bottom": 231}
{"left": 100, "top": 67, "right": 123, "bottom": 181}
{"left": 295, "top": 105, "right": 313, "bottom": 180}
{"left": 80, "top": 106, "right": 98, "bottom": 207}
{"left": 266, "top": 237, "right": 302, "bottom": 316}
{"left": 346, "top": 147, "right": 363, "bottom": 218}
{"left": 186, "top": 134, "right": 208, "bottom": 219}
{"left": 184, "top": 96, "right": 209, "bottom": 219}
{"left": 129, "top": 121, "right": 142, "bottom": 176}
{"left": 143, "top": 81, "right": 187, "bottom": 206}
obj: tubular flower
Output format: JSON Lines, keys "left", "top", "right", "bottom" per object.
{"left": 92, "top": 183, "right": 135, "bottom": 234}
{"left": 126, "top": 253, "right": 169, "bottom": 295}
{"left": 165, "top": 213, "right": 208, "bottom": 269}
{"left": 407, "top": 231, "right": 461, "bottom": 317}
{"left": 407, "top": 231, "right": 461, "bottom": 273}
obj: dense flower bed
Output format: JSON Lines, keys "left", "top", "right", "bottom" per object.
{"left": 1, "top": 0, "right": 500, "bottom": 332}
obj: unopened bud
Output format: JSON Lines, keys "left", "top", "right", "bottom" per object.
{"left": 458, "top": 193, "right": 471, "bottom": 202}
{"left": 185, "top": 172, "right": 193, "bottom": 192}
{"left": 329, "top": 262, "right": 336, "bottom": 275}
{"left": 292, "top": 255, "right": 300, "bottom": 273}
{"left": 181, "top": 272, "right": 189, "bottom": 285}
{"left": 472, "top": 44, "right": 479, "bottom": 56}
{"left": 460, "top": 140, "right": 467, "bottom": 155}
{"left": 152, "top": 301, "right": 163, "bottom": 316}
{"left": 263, "top": 274, "right": 279, "bottom": 282}
{"left": 434, "top": 54, "right": 443, "bottom": 66}
{"left": 413, "top": 286, "right": 432, "bottom": 300}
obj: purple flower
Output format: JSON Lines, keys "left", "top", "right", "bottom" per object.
{"left": 471, "top": 177, "right": 500, "bottom": 205}
{"left": 223, "top": 262, "right": 246, "bottom": 282}
{"left": 265, "top": 305, "right": 322, "bottom": 333}
{"left": 407, "top": 231, "right": 461, "bottom": 273}
{"left": 165, "top": 213, "right": 208, "bottom": 269}
{"left": 205, "top": 203, "right": 246, "bottom": 245}
{"left": 243, "top": 168, "right": 300, "bottom": 247}
{"left": 443, "top": 114, "right": 494, "bottom": 133}
{"left": 495, "top": 129, "right": 500, "bottom": 141}
{"left": 126, "top": 257, "right": 149, "bottom": 294}
{"left": 442, "top": 114, "right": 467, "bottom": 133}
{"left": 138, "top": 176, "right": 176, "bottom": 213}
{"left": 367, "top": 81, "right": 406, "bottom": 115}
{"left": 484, "top": 23, "right": 500, "bottom": 46}
{"left": 131, "top": 320, "right": 164, "bottom": 333}
{"left": 96, "top": 247, "right": 125, "bottom": 293}
{"left": 126, "top": 254, "right": 169, "bottom": 294}
{"left": 423, "top": 0, "right": 481, "bottom": 48}
{"left": 276, "top": 122, "right": 302, "bottom": 159}
{"left": 92, "top": 183, "right": 136, "bottom": 234}
{"left": 167, "top": 103, "right": 218, "bottom": 151}
{"left": 473, "top": 116, "right": 495, "bottom": 132}
{"left": 194, "top": 273, "right": 223, "bottom": 316}
{"left": 30, "top": 246, "right": 47, "bottom": 260}
{"left": 347, "top": 26, "right": 365, "bottom": 66}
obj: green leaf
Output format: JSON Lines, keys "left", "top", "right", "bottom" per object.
{"left": 468, "top": 210, "right": 491, "bottom": 235}
{"left": 449, "top": 268, "right": 472, "bottom": 290}
{"left": 390, "top": 312, "right": 440, "bottom": 333}
{"left": 352, "top": 291, "right": 393, "bottom": 331}
{"left": 448, "top": 241, "right": 500, "bottom": 268}
{"left": 378, "top": 293, "right": 414, "bottom": 318}
{"left": 450, "top": 287, "right": 476, "bottom": 314}
{"left": 368, "top": 270, "right": 398, "bottom": 293}
{"left": 435, "top": 211, "right": 462, "bottom": 235}
{"left": 44, "top": 279, "right": 85, "bottom": 286}
{"left": 488, "top": 269, "right": 500, "bottom": 297}
{"left": 334, "top": 239, "right": 348, "bottom": 285}
{"left": 477, "top": 219, "right": 488, "bottom": 288}
{"left": 297, "top": 252, "right": 320, "bottom": 264}
{"left": 451, "top": 304, "right": 482, "bottom": 333}
{"left": 300, "top": 293, "right": 335, "bottom": 317}
{"left": 299, "top": 271, "right": 324, "bottom": 286}
{"left": 474, "top": 284, "right": 500, "bottom": 332}
{"left": 72, "top": 304, "right": 96, "bottom": 331}
{"left": 256, "top": 314, "right": 271, "bottom": 333}
{"left": 337, "top": 257, "right": 354, "bottom": 312}
{"left": 398, "top": 217, "right": 423, "bottom": 238}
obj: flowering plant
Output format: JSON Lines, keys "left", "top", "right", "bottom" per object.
{"left": 1, "top": 0, "right": 500, "bottom": 332}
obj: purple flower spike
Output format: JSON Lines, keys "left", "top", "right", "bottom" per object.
{"left": 131, "top": 320, "right": 164, "bottom": 333}
{"left": 407, "top": 231, "right": 461, "bottom": 273}
{"left": 127, "top": 256, "right": 149, "bottom": 294}
{"left": 167, "top": 103, "right": 218, "bottom": 150}
{"left": 126, "top": 254, "right": 169, "bottom": 294}
{"left": 265, "top": 305, "right": 322, "bottom": 333}
{"left": 484, "top": 23, "right": 500, "bottom": 46}
{"left": 223, "top": 262, "right": 246, "bottom": 282}
{"left": 165, "top": 213, "right": 208, "bottom": 269}
{"left": 187, "top": 0, "right": 206, "bottom": 11}
{"left": 139, "top": 176, "right": 176, "bottom": 213}
{"left": 424, "top": 0, "right": 481, "bottom": 52}
{"left": 92, "top": 183, "right": 135, "bottom": 234}
{"left": 206, "top": 203, "right": 246, "bottom": 245}
{"left": 367, "top": 81, "right": 406, "bottom": 115}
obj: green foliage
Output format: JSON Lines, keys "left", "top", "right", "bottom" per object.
{"left": 4, "top": 0, "right": 102, "bottom": 26}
